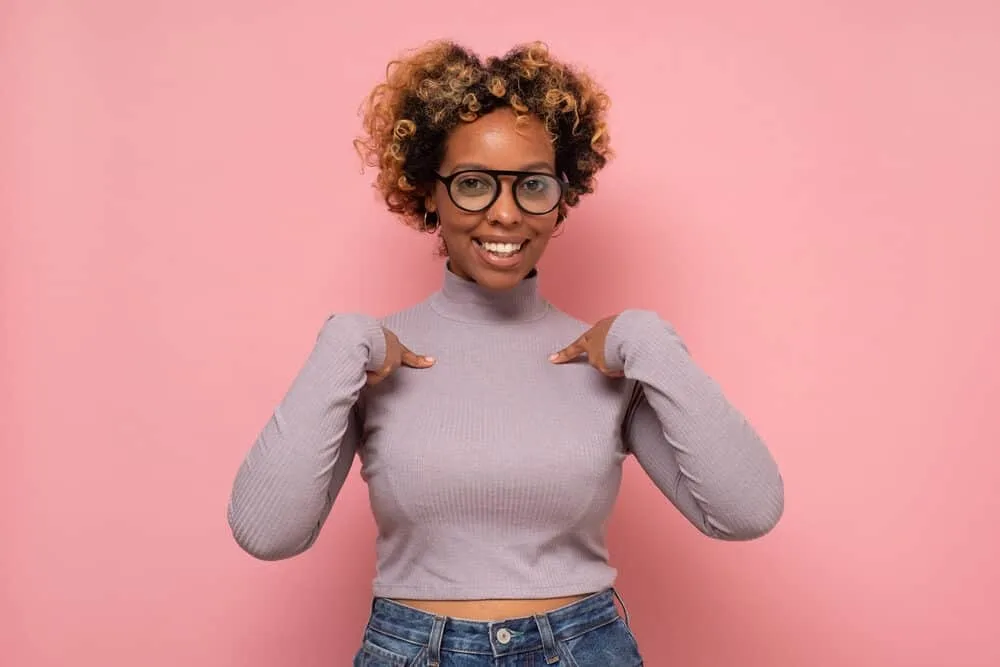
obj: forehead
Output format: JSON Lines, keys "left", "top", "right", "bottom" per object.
{"left": 441, "top": 108, "right": 555, "bottom": 171}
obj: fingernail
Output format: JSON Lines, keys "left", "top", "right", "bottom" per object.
{"left": 424, "top": 356, "right": 435, "bottom": 363}
{"left": 548, "top": 353, "right": 558, "bottom": 361}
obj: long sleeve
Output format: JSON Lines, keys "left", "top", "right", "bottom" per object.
{"left": 227, "top": 313, "right": 386, "bottom": 560}
{"left": 606, "top": 309, "right": 784, "bottom": 540}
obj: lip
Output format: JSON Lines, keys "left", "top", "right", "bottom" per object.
{"left": 472, "top": 238, "right": 528, "bottom": 270}
{"left": 474, "top": 236, "right": 529, "bottom": 244}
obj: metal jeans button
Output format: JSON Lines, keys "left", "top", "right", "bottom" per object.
{"left": 496, "top": 627, "right": 512, "bottom": 644}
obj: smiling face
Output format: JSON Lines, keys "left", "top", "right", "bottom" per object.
{"left": 426, "top": 108, "right": 562, "bottom": 290}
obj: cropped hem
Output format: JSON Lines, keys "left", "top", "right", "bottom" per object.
{"left": 371, "top": 578, "right": 617, "bottom": 601}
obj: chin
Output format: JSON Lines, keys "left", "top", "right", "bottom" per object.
{"left": 448, "top": 239, "right": 540, "bottom": 289}
{"left": 451, "top": 257, "right": 534, "bottom": 290}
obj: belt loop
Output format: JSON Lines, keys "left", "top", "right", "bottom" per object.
{"left": 533, "top": 613, "right": 561, "bottom": 664}
{"left": 427, "top": 615, "right": 446, "bottom": 667}
{"left": 612, "top": 587, "right": 632, "bottom": 628}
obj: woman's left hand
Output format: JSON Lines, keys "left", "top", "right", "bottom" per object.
{"left": 549, "top": 314, "right": 625, "bottom": 378}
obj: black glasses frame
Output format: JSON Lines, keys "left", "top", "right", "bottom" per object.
{"left": 434, "top": 169, "right": 566, "bottom": 215}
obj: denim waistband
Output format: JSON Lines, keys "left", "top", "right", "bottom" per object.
{"left": 366, "top": 588, "right": 624, "bottom": 657}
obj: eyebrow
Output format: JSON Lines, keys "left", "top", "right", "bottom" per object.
{"left": 449, "top": 161, "right": 556, "bottom": 174}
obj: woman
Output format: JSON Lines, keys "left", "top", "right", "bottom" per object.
{"left": 228, "top": 40, "right": 784, "bottom": 666}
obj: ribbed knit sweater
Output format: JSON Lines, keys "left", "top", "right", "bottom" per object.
{"left": 227, "top": 268, "right": 784, "bottom": 599}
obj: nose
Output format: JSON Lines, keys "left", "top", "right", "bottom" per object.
{"left": 486, "top": 179, "right": 522, "bottom": 226}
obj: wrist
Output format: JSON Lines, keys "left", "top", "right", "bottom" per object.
{"left": 319, "top": 313, "right": 387, "bottom": 372}
{"left": 605, "top": 309, "right": 679, "bottom": 369}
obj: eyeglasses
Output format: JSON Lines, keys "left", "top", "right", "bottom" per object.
{"left": 434, "top": 169, "right": 565, "bottom": 215}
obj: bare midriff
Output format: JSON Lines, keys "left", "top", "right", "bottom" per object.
{"left": 391, "top": 594, "right": 592, "bottom": 621}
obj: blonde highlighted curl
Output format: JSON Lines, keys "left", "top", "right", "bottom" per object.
{"left": 354, "top": 40, "right": 613, "bottom": 229}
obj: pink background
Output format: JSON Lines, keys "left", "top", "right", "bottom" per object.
{"left": 3, "top": 1, "right": 999, "bottom": 666}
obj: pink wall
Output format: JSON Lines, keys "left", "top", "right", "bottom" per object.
{"left": 4, "top": 1, "right": 998, "bottom": 665}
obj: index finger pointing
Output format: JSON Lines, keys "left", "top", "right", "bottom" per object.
{"left": 400, "top": 346, "right": 435, "bottom": 368}
{"left": 549, "top": 338, "right": 586, "bottom": 363}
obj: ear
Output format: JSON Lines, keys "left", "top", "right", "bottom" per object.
{"left": 424, "top": 192, "right": 437, "bottom": 213}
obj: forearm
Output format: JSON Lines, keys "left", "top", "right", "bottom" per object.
{"left": 608, "top": 309, "right": 784, "bottom": 539}
{"left": 227, "top": 313, "right": 385, "bottom": 559}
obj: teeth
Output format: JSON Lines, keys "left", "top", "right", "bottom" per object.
{"left": 479, "top": 240, "right": 523, "bottom": 255}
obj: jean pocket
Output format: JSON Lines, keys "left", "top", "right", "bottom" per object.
{"left": 353, "top": 627, "right": 427, "bottom": 667}
{"left": 559, "top": 618, "right": 643, "bottom": 667}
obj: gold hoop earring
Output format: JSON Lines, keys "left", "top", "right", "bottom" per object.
{"left": 422, "top": 210, "right": 439, "bottom": 233}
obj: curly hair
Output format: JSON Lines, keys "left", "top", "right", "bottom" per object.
{"left": 354, "top": 40, "right": 613, "bottom": 231}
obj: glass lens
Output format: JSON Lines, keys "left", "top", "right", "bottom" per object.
{"left": 447, "top": 171, "right": 562, "bottom": 214}
{"left": 448, "top": 172, "right": 498, "bottom": 212}
{"left": 515, "top": 174, "right": 561, "bottom": 214}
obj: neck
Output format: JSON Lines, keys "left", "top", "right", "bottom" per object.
{"left": 429, "top": 263, "right": 549, "bottom": 324}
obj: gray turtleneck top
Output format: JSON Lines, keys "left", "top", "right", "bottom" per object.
{"left": 227, "top": 268, "right": 784, "bottom": 600}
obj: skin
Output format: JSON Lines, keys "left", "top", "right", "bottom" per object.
{"left": 427, "top": 107, "right": 562, "bottom": 290}
{"left": 367, "top": 108, "right": 624, "bottom": 619}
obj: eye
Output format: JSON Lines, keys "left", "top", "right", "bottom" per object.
{"left": 518, "top": 176, "right": 553, "bottom": 196}
{"left": 454, "top": 175, "right": 493, "bottom": 194}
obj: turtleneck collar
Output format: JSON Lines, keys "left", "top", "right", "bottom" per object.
{"left": 428, "top": 263, "right": 550, "bottom": 324}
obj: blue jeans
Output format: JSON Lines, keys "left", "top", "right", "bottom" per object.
{"left": 353, "top": 588, "right": 643, "bottom": 666}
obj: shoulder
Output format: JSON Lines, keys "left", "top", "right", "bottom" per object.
{"left": 377, "top": 300, "right": 436, "bottom": 332}
{"left": 540, "top": 302, "right": 592, "bottom": 337}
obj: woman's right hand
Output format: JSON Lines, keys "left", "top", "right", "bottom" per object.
{"left": 366, "top": 328, "right": 435, "bottom": 386}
